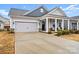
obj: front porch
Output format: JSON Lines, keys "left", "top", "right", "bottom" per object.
{"left": 39, "top": 17, "right": 79, "bottom": 33}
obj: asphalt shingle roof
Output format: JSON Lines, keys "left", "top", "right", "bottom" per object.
{"left": 70, "top": 16, "right": 79, "bottom": 19}
{"left": 9, "top": 6, "right": 79, "bottom": 19}
{"left": 9, "top": 6, "right": 49, "bottom": 17}
{"left": 9, "top": 8, "right": 29, "bottom": 16}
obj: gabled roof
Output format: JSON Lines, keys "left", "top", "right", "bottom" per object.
{"left": 9, "top": 6, "right": 49, "bottom": 17}
{"left": 0, "top": 20, "right": 4, "bottom": 23}
{"left": 9, "top": 8, "right": 29, "bottom": 16}
{"left": 0, "top": 15, "right": 10, "bottom": 26}
{"left": 9, "top": 6, "right": 67, "bottom": 17}
{"left": 0, "top": 15, "right": 9, "bottom": 22}
{"left": 0, "top": 15, "right": 9, "bottom": 20}
{"left": 24, "top": 6, "right": 49, "bottom": 17}
{"left": 43, "top": 7, "right": 67, "bottom": 17}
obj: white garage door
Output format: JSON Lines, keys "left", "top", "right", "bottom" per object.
{"left": 15, "top": 22, "right": 38, "bottom": 32}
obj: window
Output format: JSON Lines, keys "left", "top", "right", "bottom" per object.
{"left": 72, "top": 23, "right": 77, "bottom": 30}
{"left": 40, "top": 8, "right": 44, "bottom": 13}
{"left": 59, "top": 23, "right": 61, "bottom": 27}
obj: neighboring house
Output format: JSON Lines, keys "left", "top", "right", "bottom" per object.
{"left": 0, "top": 20, "right": 4, "bottom": 29}
{"left": 0, "top": 15, "right": 10, "bottom": 30}
{"left": 4, "top": 20, "right": 10, "bottom": 30}
{"left": 9, "top": 6, "right": 79, "bottom": 32}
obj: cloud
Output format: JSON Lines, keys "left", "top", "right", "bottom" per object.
{"left": 63, "top": 4, "right": 79, "bottom": 11}
{"left": 66, "top": 11, "right": 71, "bottom": 14}
{"left": 60, "top": 4, "right": 79, "bottom": 16}
{"left": 0, "top": 9, "right": 9, "bottom": 18}
{"left": 0, "top": 9, "right": 8, "bottom": 15}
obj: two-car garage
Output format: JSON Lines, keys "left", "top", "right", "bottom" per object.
{"left": 14, "top": 20, "right": 39, "bottom": 32}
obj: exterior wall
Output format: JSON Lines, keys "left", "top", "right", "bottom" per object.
{"left": 0, "top": 23, "right": 4, "bottom": 29}
{"left": 10, "top": 16, "right": 79, "bottom": 32}
{"left": 1, "top": 24, "right": 4, "bottom": 29}
{"left": 78, "top": 22, "right": 79, "bottom": 30}
{"left": 50, "top": 10, "right": 64, "bottom": 16}
{"left": 11, "top": 17, "right": 40, "bottom": 31}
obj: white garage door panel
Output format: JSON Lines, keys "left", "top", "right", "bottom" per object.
{"left": 15, "top": 22, "right": 38, "bottom": 32}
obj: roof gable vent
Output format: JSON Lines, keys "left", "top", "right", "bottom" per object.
{"left": 40, "top": 8, "right": 44, "bottom": 13}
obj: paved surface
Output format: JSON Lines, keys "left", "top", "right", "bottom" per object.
{"left": 15, "top": 32, "right": 79, "bottom": 54}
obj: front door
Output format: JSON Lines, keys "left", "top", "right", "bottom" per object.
{"left": 42, "top": 21, "right": 45, "bottom": 31}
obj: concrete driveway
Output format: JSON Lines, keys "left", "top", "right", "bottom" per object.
{"left": 15, "top": 32, "right": 79, "bottom": 54}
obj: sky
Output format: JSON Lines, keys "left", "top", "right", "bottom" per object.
{"left": 0, "top": 4, "right": 79, "bottom": 18}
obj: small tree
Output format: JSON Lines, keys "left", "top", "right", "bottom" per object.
{"left": 9, "top": 28, "right": 14, "bottom": 33}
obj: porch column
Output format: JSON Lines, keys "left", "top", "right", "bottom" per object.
{"left": 38, "top": 20, "right": 40, "bottom": 32}
{"left": 68, "top": 19, "right": 70, "bottom": 30}
{"left": 62, "top": 19, "right": 64, "bottom": 30}
{"left": 49, "top": 19, "right": 51, "bottom": 28}
{"left": 10, "top": 18, "right": 13, "bottom": 28}
{"left": 77, "top": 20, "right": 79, "bottom": 30}
{"left": 46, "top": 17, "right": 49, "bottom": 32}
{"left": 55, "top": 18, "right": 57, "bottom": 32}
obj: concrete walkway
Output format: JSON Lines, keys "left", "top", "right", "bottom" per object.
{"left": 15, "top": 32, "right": 79, "bottom": 54}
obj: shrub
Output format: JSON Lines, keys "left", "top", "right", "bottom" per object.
{"left": 55, "top": 31, "right": 63, "bottom": 36}
{"left": 55, "top": 30, "right": 70, "bottom": 36}
{"left": 62, "top": 30, "right": 66, "bottom": 35}
{"left": 69, "top": 30, "right": 79, "bottom": 34}
{"left": 39, "top": 28, "right": 42, "bottom": 32}
{"left": 69, "top": 30, "right": 74, "bottom": 33}
{"left": 57, "top": 29, "right": 62, "bottom": 31}
{"left": 63, "top": 30, "right": 70, "bottom": 35}
{"left": 55, "top": 29, "right": 79, "bottom": 36}
{"left": 0, "top": 29, "right": 4, "bottom": 32}
{"left": 74, "top": 30, "right": 79, "bottom": 34}
{"left": 47, "top": 28, "right": 52, "bottom": 34}
{"left": 9, "top": 28, "right": 14, "bottom": 33}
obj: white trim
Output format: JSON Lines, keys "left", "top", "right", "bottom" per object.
{"left": 46, "top": 17, "right": 49, "bottom": 32}
{"left": 14, "top": 19, "right": 38, "bottom": 22}
{"left": 49, "top": 19, "right": 51, "bottom": 28}
{"left": 42, "top": 7, "right": 66, "bottom": 17}
{"left": 68, "top": 19, "right": 70, "bottom": 30}
{"left": 77, "top": 21, "right": 79, "bottom": 30}
{"left": 10, "top": 18, "right": 13, "bottom": 28}
{"left": 37, "top": 20, "right": 40, "bottom": 31}
{"left": 0, "top": 23, "right": 4, "bottom": 29}
{"left": 62, "top": 19, "right": 64, "bottom": 30}
{"left": 11, "top": 15, "right": 41, "bottom": 20}
{"left": 55, "top": 18, "right": 57, "bottom": 32}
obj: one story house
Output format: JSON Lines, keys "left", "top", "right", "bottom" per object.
{"left": 0, "top": 15, "right": 10, "bottom": 30}
{"left": 9, "top": 6, "right": 79, "bottom": 32}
